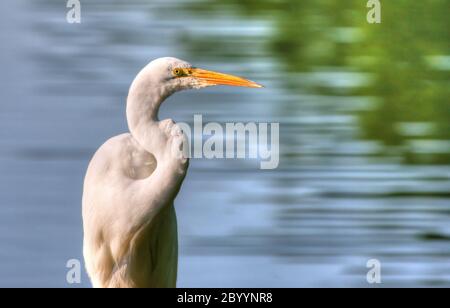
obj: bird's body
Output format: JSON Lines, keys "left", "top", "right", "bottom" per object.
{"left": 82, "top": 57, "right": 261, "bottom": 288}
{"left": 82, "top": 133, "right": 180, "bottom": 287}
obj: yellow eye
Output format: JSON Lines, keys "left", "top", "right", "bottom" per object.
{"left": 173, "top": 68, "right": 185, "bottom": 77}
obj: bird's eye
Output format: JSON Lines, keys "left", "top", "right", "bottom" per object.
{"left": 173, "top": 68, "right": 185, "bottom": 77}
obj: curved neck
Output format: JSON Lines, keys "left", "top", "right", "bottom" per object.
{"left": 126, "top": 81, "right": 168, "bottom": 151}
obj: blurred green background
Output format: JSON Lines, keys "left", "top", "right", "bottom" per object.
{"left": 186, "top": 0, "right": 450, "bottom": 164}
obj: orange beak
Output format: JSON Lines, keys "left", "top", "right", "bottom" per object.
{"left": 190, "top": 68, "right": 263, "bottom": 88}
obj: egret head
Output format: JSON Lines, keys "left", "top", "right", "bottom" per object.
{"left": 130, "top": 57, "right": 262, "bottom": 99}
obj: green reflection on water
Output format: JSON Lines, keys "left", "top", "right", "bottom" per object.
{"left": 185, "top": 0, "right": 450, "bottom": 164}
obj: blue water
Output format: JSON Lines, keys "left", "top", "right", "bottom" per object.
{"left": 0, "top": 0, "right": 449, "bottom": 287}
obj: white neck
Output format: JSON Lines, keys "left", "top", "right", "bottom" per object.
{"left": 126, "top": 77, "right": 170, "bottom": 152}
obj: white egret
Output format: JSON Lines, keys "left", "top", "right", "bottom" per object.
{"left": 82, "top": 57, "right": 262, "bottom": 288}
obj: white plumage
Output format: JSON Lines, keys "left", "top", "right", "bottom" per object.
{"left": 82, "top": 57, "right": 261, "bottom": 288}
